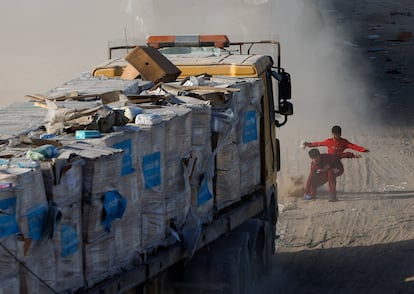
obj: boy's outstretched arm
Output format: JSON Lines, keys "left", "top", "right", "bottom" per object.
{"left": 340, "top": 152, "right": 362, "bottom": 159}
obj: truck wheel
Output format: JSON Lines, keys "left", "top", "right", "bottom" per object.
{"left": 209, "top": 232, "right": 252, "bottom": 294}
{"left": 234, "top": 219, "right": 268, "bottom": 282}
{"left": 172, "top": 231, "right": 250, "bottom": 294}
{"left": 263, "top": 220, "right": 274, "bottom": 273}
{"left": 261, "top": 192, "right": 277, "bottom": 255}
{"left": 264, "top": 192, "right": 277, "bottom": 272}
{"left": 174, "top": 248, "right": 241, "bottom": 294}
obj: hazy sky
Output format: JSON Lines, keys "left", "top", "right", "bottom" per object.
{"left": 0, "top": 0, "right": 126, "bottom": 106}
{"left": 0, "top": 0, "right": 375, "bottom": 131}
{"left": 0, "top": 0, "right": 283, "bottom": 107}
{"left": 0, "top": 0, "right": 314, "bottom": 101}
{"left": 1, "top": 0, "right": 382, "bottom": 203}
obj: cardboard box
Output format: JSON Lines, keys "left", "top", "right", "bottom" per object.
{"left": 121, "top": 63, "right": 140, "bottom": 80}
{"left": 125, "top": 46, "right": 181, "bottom": 83}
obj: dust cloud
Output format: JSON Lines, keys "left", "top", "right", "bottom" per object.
{"left": 1, "top": 0, "right": 375, "bottom": 128}
{"left": 1, "top": 0, "right": 378, "bottom": 196}
{"left": 124, "top": 0, "right": 381, "bottom": 129}
{"left": 122, "top": 0, "right": 380, "bottom": 197}
{"left": 1, "top": 0, "right": 377, "bottom": 179}
{"left": 0, "top": 0, "right": 126, "bottom": 107}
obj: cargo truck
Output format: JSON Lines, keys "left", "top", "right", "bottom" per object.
{"left": 0, "top": 34, "right": 293, "bottom": 294}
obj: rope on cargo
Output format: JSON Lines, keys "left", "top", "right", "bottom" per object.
{"left": 0, "top": 240, "right": 58, "bottom": 294}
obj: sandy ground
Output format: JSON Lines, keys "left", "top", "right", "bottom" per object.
{"left": 254, "top": 0, "right": 414, "bottom": 293}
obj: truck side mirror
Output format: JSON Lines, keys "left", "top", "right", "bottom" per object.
{"left": 279, "top": 101, "right": 293, "bottom": 116}
{"left": 279, "top": 70, "right": 291, "bottom": 100}
{"left": 269, "top": 68, "right": 293, "bottom": 127}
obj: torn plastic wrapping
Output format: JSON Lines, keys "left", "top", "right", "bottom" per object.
{"left": 102, "top": 191, "right": 127, "bottom": 232}
{"left": 141, "top": 106, "right": 192, "bottom": 234}
{"left": 211, "top": 78, "right": 264, "bottom": 209}
{"left": 113, "top": 171, "right": 142, "bottom": 267}
{"left": 0, "top": 74, "right": 268, "bottom": 291}
{"left": 172, "top": 96, "right": 214, "bottom": 224}
{"left": 135, "top": 123, "right": 167, "bottom": 250}
{"left": 0, "top": 187, "right": 19, "bottom": 277}
{"left": 135, "top": 112, "right": 163, "bottom": 125}
{"left": 53, "top": 201, "right": 84, "bottom": 292}
{"left": 43, "top": 75, "right": 148, "bottom": 100}
{"left": 0, "top": 167, "right": 48, "bottom": 243}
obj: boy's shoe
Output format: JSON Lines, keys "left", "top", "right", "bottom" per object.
{"left": 304, "top": 194, "right": 312, "bottom": 200}
{"left": 328, "top": 195, "right": 338, "bottom": 202}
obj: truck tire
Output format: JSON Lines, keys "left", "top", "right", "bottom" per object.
{"left": 169, "top": 231, "right": 251, "bottom": 294}
{"left": 265, "top": 192, "right": 277, "bottom": 272}
{"left": 233, "top": 219, "right": 268, "bottom": 281}
{"left": 174, "top": 248, "right": 241, "bottom": 294}
{"left": 263, "top": 220, "right": 274, "bottom": 273}
{"left": 263, "top": 192, "right": 277, "bottom": 255}
{"left": 209, "top": 232, "right": 252, "bottom": 294}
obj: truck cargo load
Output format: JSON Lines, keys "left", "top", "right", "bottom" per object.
{"left": 0, "top": 34, "right": 293, "bottom": 294}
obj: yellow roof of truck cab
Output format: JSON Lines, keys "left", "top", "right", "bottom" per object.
{"left": 92, "top": 53, "right": 273, "bottom": 79}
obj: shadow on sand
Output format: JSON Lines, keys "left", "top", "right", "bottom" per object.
{"left": 255, "top": 239, "right": 414, "bottom": 294}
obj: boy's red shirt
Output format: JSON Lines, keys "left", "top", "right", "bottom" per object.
{"left": 307, "top": 138, "right": 368, "bottom": 154}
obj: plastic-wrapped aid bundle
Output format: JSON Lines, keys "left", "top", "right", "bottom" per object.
{"left": 26, "top": 144, "right": 58, "bottom": 161}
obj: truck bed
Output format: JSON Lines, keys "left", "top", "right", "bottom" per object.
{"left": 0, "top": 73, "right": 268, "bottom": 293}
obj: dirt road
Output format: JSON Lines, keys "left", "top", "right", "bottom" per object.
{"left": 255, "top": 0, "right": 414, "bottom": 293}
